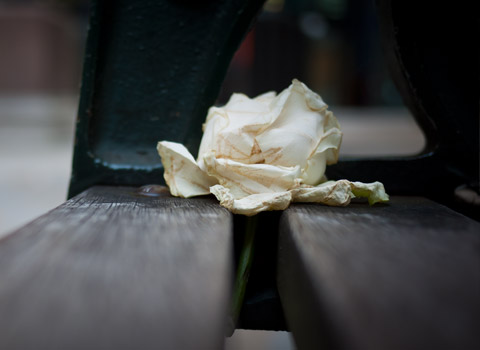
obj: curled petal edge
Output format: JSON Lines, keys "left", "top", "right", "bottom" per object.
{"left": 157, "top": 141, "right": 217, "bottom": 198}
{"left": 209, "top": 180, "right": 389, "bottom": 216}
{"left": 291, "top": 180, "right": 389, "bottom": 206}
{"left": 210, "top": 185, "right": 292, "bottom": 216}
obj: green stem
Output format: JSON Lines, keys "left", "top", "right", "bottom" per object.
{"left": 227, "top": 215, "right": 258, "bottom": 336}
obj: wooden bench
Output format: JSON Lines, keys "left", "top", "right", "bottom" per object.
{"left": 0, "top": 186, "right": 232, "bottom": 349}
{"left": 278, "top": 197, "right": 479, "bottom": 349}
{"left": 1, "top": 1, "right": 478, "bottom": 349}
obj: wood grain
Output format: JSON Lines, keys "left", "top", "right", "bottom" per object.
{"left": 278, "top": 197, "right": 480, "bottom": 350}
{"left": 0, "top": 186, "right": 233, "bottom": 350}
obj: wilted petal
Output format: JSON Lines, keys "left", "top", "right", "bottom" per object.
{"left": 203, "top": 153, "right": 300, "bottom": 199}
{"left": 157, "top": 141, "right": 217, "bottom": 198}
{"left": 350, "top": 181, "right": 390, "bottom": 205}
{"left": 315, "top": 110, "right": 343, "bottom": 165}
{"left": 198, "top": 92, "right": 276, "bottom": 166}
{"left": 210, "top": 184, "right": 292, "bottom": 216}
{"left": 291, "top": 180, "right": 354, "bottom": 206}
{"left": 301, "top": 151, "right": 327, "bottom": 186}
{"left": 291, "top": 180, "right": 389, "bottom": 206}
{"left": 197, "top": 107, "right": 230, "bottom": 169}
{"left": 301, "top": 118, "right": 343, "bottom": 185}
{"left": 253, "top": 90, "right": 277, "bottom": 102}
{"left": 256, "top": 80, "right": 329, "bottom": 169}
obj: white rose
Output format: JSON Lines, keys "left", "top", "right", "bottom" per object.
{"left": 157, "top": 79, "right": 388, "bottom": 215}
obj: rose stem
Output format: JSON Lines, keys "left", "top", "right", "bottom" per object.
{"left": 227, "top": 215, "right": 258, "bottom": 336}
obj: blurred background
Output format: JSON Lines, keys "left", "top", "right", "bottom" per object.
{"left": 0, "top": 0, "right": 425, "bottom": 348}
{"left": 219, "top": 0, "right": 401, "bottom": 106}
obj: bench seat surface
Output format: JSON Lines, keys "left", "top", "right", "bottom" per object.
{"left": 278, "top": 196, "right": 480, "bottom": 350}
{"left": 0, "top": 186, "right": 232, "bottom": 350}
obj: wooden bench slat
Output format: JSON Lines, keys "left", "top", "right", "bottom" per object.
{"left": 0, "top": 186, "right": 232, "bottom": 350}
{"left": 278, "top": 197, "right": 480, "bottom": 350}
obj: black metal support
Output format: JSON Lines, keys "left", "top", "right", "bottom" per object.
{"left": 69, "top": 0, "right": 265, "bottom": 197}
{"left": 329, "top": 1, "right": 478, "bottom": 216}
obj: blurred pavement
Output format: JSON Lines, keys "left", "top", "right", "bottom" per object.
{"left": 0, "top": 95, "right": 76, "bottom": 236}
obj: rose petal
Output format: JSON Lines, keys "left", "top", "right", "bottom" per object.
{"left": 202, "top": 152, "right": 300, "bottom": 199}
{"left": 157, "top": 141, "right": 217, "bottom": 198}
{"left": 198, "top": 92, "right": 276, "bottom": 166}
{"left": 256, "top": 80, "right": 329, "bottom": 169}
{"left": 210, "top": 184, "right": 291, "bottom": 216}
{"left": 291, "top": 180, "right": 354, "bottom": 206}
{"left": 350, "top": 181, "right": 390, "bottom": 205}
{"left": 291, "top": 180, "right": 389, "bottom": 206}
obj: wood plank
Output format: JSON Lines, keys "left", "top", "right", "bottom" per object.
{"left": 0, "top": 186, "right": 233, "bottom": 350}
{"left": 278, "top": 197, "right": 480, "bottom": 350}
